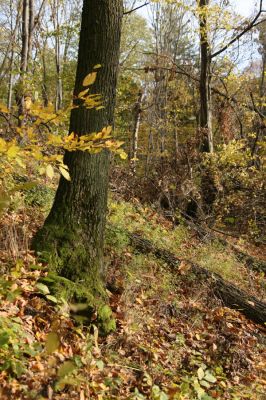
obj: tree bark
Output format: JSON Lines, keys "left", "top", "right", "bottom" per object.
{"left": 17, "top": 0, "right": 30, "bottom": 120}
{"left": 33, "top": 0, "right": 123, "bottom": 305}
{"left": 53, "top": 0, "right": 63, "bottom": 111}
{"left": 41, "top": 39, "right": 49, "bottom": 107}
{"left": 131, "top": 90, "right": 144, "bottom": 174}
{"left": 130, "top": 233, "right": 266, "bottom": 326}
{"left": 199, "top": 0, "right": 213, "bottom": 153}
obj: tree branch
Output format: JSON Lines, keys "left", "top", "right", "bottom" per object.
{"left": 211, "top": 0, "right": 265, "bottom": 59}
{"left": 123, "top": 2, "right": 150, "bottom": 16}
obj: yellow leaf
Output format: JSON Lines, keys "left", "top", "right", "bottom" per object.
{"left": 78, "top": 88, "right": 90, "bottom": 98}
{"left": 46, "top": 164, "right": 54, "bottom": 179}
{"left": 0, "top": 138, "right": 7, "bottom": 152}
{"left": 39, "top": 167, "right": 46, "bottom": 175}
{"left": 45, "top": 332, "right": 60, "bottom": 354}
{"left": 59, "top": 165, "right": 71, "bottom": 181}
{"left": 25, "top": 96, "right": 32, "bottom": 111}
{"left": 82, "top": 72, "right": 97, "bottom": 86}
{"left": 65, "top": 132, "right": 75, "bottom": 143}
{"left": 7, "top": 145, "right": 19, "bottom": 158}
{"left": 102, "top": 125, "right": 112, "bottom": 136}
{"left": 119, "top": 150, "right": 128, "bottom": 160}
{"left": 32, "top": 150, "right": 43, "bottom": 160}
{"left": 0, "top": 102, "right": 9, "bottom": 113}
{"left": 48, "top": 134, "right": 62, "bottom": 145}
{"left": 93, "top": 64, "right": 101, "bottom": 69}
{"left": 16, "top": 157, "right": 26, "bottom": 169}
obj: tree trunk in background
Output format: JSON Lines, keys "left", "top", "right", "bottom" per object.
{"left": 131, "top": 90, "right": 143, "bottom": 174}
{"left": 27, "top": 0, "right": 34, "bottom": 67}
{"left": 198, "top": 0, "right": 216, "bottom": 218}
{"left": 199, "top": 0, "right": 213, "bottom": 153}
{"left": 33, "top": 0, "right": 123, "bottom": 307}
{"left": 17, "top": 0, "right": 30, "bottom": 120}
{"left": 7, "top": 0, "right": 20, "bottom": 109}
{"left": 54, "top": 0, "right": 63, "bottom": 111}
{"left": 21, "top": 0, "right": 29, "bottom": 73}
{"left": 41, "top": 40, "right": 49, "bottom": 107}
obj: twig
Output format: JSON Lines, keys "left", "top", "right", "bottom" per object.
{"left": 123, "top": 2, "right": 150, "bottom": 16}
{"left": 211, "top": 0, "right": 265, "bottom": 59}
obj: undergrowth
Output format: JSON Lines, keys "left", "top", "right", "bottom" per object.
{"left": 0, "top": 197, "right": 265, "bottom": 399}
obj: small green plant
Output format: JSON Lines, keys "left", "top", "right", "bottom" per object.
{"left": 0, "top": 316, "right": 42, "bottom": 377}
{"left": 24, "top": 183, "right": 55, "bottom": 210}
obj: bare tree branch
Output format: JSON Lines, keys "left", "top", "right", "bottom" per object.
{"left": 211, "top": 0, "right": 265, "bottom": 59}
{"left": 123, "top": 2, "right": 149, "bottom": 16}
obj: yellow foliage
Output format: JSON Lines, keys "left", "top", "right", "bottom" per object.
{"left": 46, "top": 164, "right": 54, "bottom": 179}
{"left": 78, "top": 88, "right": 90, "bottom": 98}
{"left": 82, "top": 72, "right": 97, "bottom": 86}
{"left": 59, "top": 165, "right": 71, "bottom": 181}
{"left": 0, "top": 70, "right": 126, "bottom": 214}
{"left": 0, "top": 138, "right": 7, "bottom": 152}
{"left": 0, "top": 103, "right": 9, "bottom": 114}
{"left": 24, "top": 96, "right": 32, "bottom": 111}
{"left": 7, "top": 145, "right": 20, "bottom": 159}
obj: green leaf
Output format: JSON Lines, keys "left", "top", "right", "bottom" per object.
{"left": 0, "top": 331, "right": 9, "bottom": 347}
{"left": 197, "top": 367, "right": 205, "bottom": 380}
{"left": 45, "top": 332, "right": 60, "bottom": 354}
{"left": 96, "top": 360, "right": 104, "bottom": 371}
{"left": 204, "top": 371, "right": 217, "bottom": 383}
{"left": 200, "top": 380, "right": 211, "bottom": 389}
{"left": 46, "top": 295, "right": 58, "bottom": 304}
{"left": 11, "top": 360, "right": 25, "bottom": 377}
{"left": 57, "top": 360, "right": 76, "bottom": 378}
{"left": 36, "top": 282, "right": 50, "bottom": 295}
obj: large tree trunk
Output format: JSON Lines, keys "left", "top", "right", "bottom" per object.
{"left": 33, "top": 0, "right": 123, "bottom": 309}
{"left": 130, "top": 233, "right": 266, "bottom": 326}
{"left": 199, "top": 0, "right": 213, "bottom": 153}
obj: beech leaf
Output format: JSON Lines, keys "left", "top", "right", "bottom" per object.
{"left": 45, "top": 332, "right": 60, "bottom": 354}
{"left": 82, "top": 72, "right": 97, "bottom": 86}
{"left": 59, "top": 166, "right": 71, "bottom": 181}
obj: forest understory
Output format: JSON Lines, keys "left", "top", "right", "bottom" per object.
{"left": 0, "top": 0, "right": 266, "bottom": 398}
{"left": 0, "top": 180, "right": 265, "bottom": 400}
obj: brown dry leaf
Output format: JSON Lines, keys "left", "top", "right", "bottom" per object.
{"left": 178, "top": 260, "right": 191, "bottom": 274}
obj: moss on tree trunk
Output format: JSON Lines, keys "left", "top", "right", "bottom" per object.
{"left": 32, "top": 0, "right": 123, "bottom": 334}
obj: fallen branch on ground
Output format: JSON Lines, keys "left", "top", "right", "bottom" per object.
{"left": 129, "top": 232, "right": 266, "bottom": 326}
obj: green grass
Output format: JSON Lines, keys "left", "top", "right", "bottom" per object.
{"left": 107, "top": 198, "right": 266, "bottom": 299}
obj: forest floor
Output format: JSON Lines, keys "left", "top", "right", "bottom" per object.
{"left": 0, "top": 193, "right": 265, "bottom": 399}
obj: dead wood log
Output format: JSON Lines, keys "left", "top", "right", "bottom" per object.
{"left": 129, "top": 233, "right": 266, "bottom": 326}
{"left": 228, "top": 246, "right": 266, "bottom": 274}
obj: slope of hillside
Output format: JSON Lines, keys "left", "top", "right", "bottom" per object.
{"left": 0, "top": 198, "right": 265, "bottom": 399}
